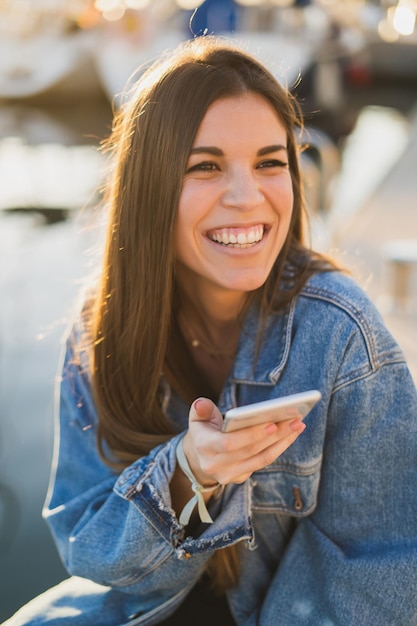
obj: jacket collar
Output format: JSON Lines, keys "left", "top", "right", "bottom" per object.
{"left": 231, "top": 299, "right": 296, "bottom": 386}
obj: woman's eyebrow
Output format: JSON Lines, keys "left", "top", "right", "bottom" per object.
{"left": 189, "top": 146, "right": 223, "bottom": 156}
{"left": 189, "top": 144, "right": 288, "bottom": 157}
{"left": 257, "top": 144, "right": 288, "bottom": 156}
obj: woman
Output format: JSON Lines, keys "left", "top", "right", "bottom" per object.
{"left": 7, "top": 37, "right": 417, "bottom": 625}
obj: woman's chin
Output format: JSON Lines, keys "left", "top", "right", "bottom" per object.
{"left": 214, "top": 272, "right": 270, "bottom": 295}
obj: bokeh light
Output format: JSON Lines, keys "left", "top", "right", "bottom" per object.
{"left": 176, "top": 0, "right": 205, "bottom": 9}
{"left": 235, "top": 0, "right": 266, "bottom": 7}
{"left": 392, "top": 3, "right": 416, "bottom": 36}
{"left": 125, "top": 0, "right": 151, "bottom": 9}
{"left": 378, "top": 16, "right": 400, "bottom": 41}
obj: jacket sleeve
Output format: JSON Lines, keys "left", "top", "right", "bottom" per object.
{"left": 253, "top": 359, "right": 417, "bottom": 626}
{"left": 43, "top": 330, "right": 252, "bottom": 607}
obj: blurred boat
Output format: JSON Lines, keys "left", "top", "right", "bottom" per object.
{"left": 0, "top": 2, "right": 100, "bottom": 101}
{"left": 0, "top": 32, "right": 98, "bottom": 101}
{"left": 339, "top": 1, "right": 417, "bottom": 81}
{"left": 94, "top": 27, "right": 185, "bottom": 107}
{"left": 94, "top": 26, "right": 315, "bottom": 107}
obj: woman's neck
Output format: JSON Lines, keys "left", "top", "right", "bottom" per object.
{"left": 178, "top": 285, "right": 246, "bottom": 346}
{"left": 176, "top": 268, "right": 248, "bottom": 325}
{"left": 175, "top": 281, "right": 249, "bottom": 397}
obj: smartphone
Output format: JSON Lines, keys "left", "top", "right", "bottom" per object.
{"left": 221, "top": 390, "right": 321, "bottom": 433}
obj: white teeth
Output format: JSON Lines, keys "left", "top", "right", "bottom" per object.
{"left": 247, "top": 230, "right": 256, "bottom": 243}
{"left": 208, "top": 226, "right": 264, "bottom": 247}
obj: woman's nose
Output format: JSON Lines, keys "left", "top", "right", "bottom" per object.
{"left": 222, "top": 169, "right": 264, "bottom": 210}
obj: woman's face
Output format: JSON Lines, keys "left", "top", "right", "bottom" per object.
{"left": 175, "top": 92, "right": 294, "bottom": 300}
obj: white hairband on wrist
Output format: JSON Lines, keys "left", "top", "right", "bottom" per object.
{"left": 176, "top": 436, "right": 221, "bottom": 525}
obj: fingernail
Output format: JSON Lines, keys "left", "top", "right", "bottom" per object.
{"left": 193, "top": 398, "right": 205, "bottom": 414}
{"left": 289, "top": 419, "right": 306, "bottom": 433}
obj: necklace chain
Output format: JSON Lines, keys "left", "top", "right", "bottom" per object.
{"left": 190, "top": 336, "right": 235, "bottom": 360}
{"left": 179, "top": 312, "right": 237, "bottom": 361}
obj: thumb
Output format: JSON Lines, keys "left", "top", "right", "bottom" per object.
{"left": 189, "top": 397, "right": 223, "bottom": 430}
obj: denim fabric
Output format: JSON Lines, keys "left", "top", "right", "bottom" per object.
{"left": 6, "top": 271, "right": 417, "bottom": 625}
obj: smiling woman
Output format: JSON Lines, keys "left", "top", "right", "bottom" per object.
{"left": 6, "top": 36, "right": 417, "bottom": 626}
{"left": 175, "top": 93, "right": 293, "bottom": 301}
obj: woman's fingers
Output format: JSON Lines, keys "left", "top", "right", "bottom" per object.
{"left": 220, "top": 417, "right": 305, "bottom": 455}
{"left": 216, "top": 427, "right": 305, "bottom": 484}
{"left": 185, "top": 398, "right": 307, "bottom": 486}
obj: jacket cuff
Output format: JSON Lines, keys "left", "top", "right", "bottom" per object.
{"left": 114, "top": 433, "right": 253, "bottom": 555}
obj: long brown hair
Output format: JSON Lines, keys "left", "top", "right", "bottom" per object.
{"left": 85, "top": 36, "right": 336, "bottom": 590}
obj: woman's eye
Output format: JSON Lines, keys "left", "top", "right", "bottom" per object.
{"left": 258, "top": 159, "right": 288, "bottom": 169}
{"left": 186, "top": 161, "right": 219, "bottom": 173}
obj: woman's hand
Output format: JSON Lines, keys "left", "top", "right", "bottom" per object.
{"left": 182, "top": 397, "right": 306, "bottom": 486}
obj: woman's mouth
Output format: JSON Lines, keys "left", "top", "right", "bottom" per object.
{"left": 206, "top": 225, "right": 265, "bottom": 248}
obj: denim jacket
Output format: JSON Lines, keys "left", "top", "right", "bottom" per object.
{"left": 40, "top": 270, "right": 417, "bottom": 625}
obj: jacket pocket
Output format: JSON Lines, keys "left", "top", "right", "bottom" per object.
{"left": 250, "top": 457, "right": 322, "bottom": 517}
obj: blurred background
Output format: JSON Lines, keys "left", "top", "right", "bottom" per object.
{"left": 0, "top": 0, "right": 416, "bottom": 620}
